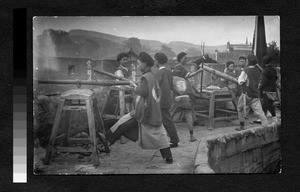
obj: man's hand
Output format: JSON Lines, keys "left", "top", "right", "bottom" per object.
{"left": 129, "top": 80, "right": 137, "bottom": 88}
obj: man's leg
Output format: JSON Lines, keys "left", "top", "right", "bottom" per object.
{"left": 250, "top": 98, "right": 269, "bottom": 127}
{"left": 100, "top": 113, "right": 139, "bottom": 146}
{"left": 236, "top": 94, "right": 246, "bottom": 131}
{"left": 159, "top": 147, "right": 173, "bottom": 164}
{"left": 184, "top": 109, "right": 197, "bottom": 142}
{"left": 161, "top": 108, "right": 180, "bottom": 147}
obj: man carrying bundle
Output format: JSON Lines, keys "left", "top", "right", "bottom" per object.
{"left": 171, "top": 52, "right": 203, "bottom": 142}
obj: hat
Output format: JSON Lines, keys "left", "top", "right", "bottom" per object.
{"left": 117, "top": 52, "right": 129, "bottom": 62}
{"left": 139, "top": 52, "right": 154, "bottom": 67}
{"left": 154, "top": 52, "right": 168, "bottom": 64}
{"left": 226, "top": 61, "right": 235, "bottom": 68}
{"left": 177, "top": 52, "right": 187, "bottom": 62}
{"left": 247, "top": 54, "right": 258, "bottom": 66}
{"left": 239, "top": 55, "right": 247, "bottom": 61}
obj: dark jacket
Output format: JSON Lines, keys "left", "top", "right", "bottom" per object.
{"left": 259, "top": 65, "right": 278, "bottom": 93}
{"left": 157, "top": 67, "right": 173, "bottom": 109}
{"left": 172, "top": 64, "right": 195, "bottom": 108}
{"left": 244, "top": 66, "right": 261, "bottom": 98}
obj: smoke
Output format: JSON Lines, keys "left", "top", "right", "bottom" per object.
{"left": 33, "top": 29, "right": 60, "bottom": 80}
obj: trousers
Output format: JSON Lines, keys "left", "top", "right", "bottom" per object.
{"left": 161, "top": 108, "right": 180, "bottom": 144}
{"left": 104, "top": 115, "right": 172, "bottom": 159}
{"left": 261, "top": 93, "right": 276, "bottom": 117}
{"left": 237, "top": 95, "right": 269, "bottom": 127}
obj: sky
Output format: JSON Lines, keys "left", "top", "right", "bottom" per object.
{"left": 33, "top": 16, "right": 280, "bottom": 47}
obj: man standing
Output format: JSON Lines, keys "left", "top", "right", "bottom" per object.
{"left": 235, "top": 54, "right": 269, "bottom": 131}
{"left": 259, "top": 55, "right": 279, "bottom": 126}
{"left": 171, "top": 52, "right": 203, "bottom": 142}
{"left": 154, "top": 52, "right": 180, "bottom": 148}
{"left": 115, "top": 52, "right": 131, "bottom": 79}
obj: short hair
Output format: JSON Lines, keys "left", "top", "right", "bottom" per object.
{"left": 177, "top": 52, "right": 187, "bottom": 62}
{"left": 262, "top": 55, "right": 272, "bottom": 65}
{"left": 247, "top": 54, "right": 258, "bottom": 66}
{"left": 139, "top": 52, "right": 154, "bottom": 66}
{"left": 154, "top": 52, "right": 168, "bottom": 64}
{"left": 117, "top": 53, "right": 129, "bottom": 62}
{"left": 226, "top": 61, "right": 235, "bottom": 68}
{"left": 239, "top": 55, "right": 247, "bottom": 61}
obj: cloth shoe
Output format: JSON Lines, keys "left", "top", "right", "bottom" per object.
{"left": 190, "top": 135, "right": 197, "bottom": 142}
{"left": 235, "top": 125, "right": 245, "bottom": 131}
{"left": 169, "top": 143, "right": 178, "bottom": 148}
{"left": 98, "top": 132, "right": 110, "bottom": 153}
{"left": 165, "top": 157, "right": 173, "bottom": 164}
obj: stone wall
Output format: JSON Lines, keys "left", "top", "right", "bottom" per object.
{"left": 194, "top": 125, "right": 282, "bottom": 173}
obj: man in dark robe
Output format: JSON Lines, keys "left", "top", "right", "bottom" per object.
{"left": 154, "top": 52, "right": 180, "bottom": 148}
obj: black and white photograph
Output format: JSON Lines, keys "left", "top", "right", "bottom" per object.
{"left": 33, "top": 16, "right": 281, "bottom": 174}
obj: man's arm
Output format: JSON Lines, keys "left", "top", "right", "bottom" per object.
{"left": 238, "top": 71, "right": 248, "bottom": 85}
{"left": 185, "top": 67, "right": 203, "bottom": 79}
{"left": 172, "top": 65, "right": 188, "bottom": 78}
{"left": 133, "top": 77, "right": 148, "bottom": 97}
{"left": 115, "top": 69, "right": 124, "bottom": 78}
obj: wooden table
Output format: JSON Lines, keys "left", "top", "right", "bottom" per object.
{"left": 194, "top": 89, "right": 237, "bottom": 130}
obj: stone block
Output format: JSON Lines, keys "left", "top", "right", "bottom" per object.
{"left": 225, "top": 139, "right": 237, "bottom": 157}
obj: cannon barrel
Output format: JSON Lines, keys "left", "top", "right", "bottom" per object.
{"left": 93, "top": 68, "right": 137, "bottom": 87}
{"left": 37, "top": 79, "right": 130, "bottom": 86}
{"left": 201, "top": 65, "right": 238, "bottom": 83}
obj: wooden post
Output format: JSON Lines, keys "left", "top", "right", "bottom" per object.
{"left": 86, "top": 99, "right": 100, "bottom": 166}
{"left": 200, "top": 62, "right": 204, "bottom": 93}
{"left": 44, "top": 99, "right": 65, "bottom": 165}
{"left": 119, "top": 88, "right": 127, "bottom": 144}
{"left": 208, "top": 92, "right": 215, "bottom": 130}
{"left": 63, "top": 108, "right": 71, "bottom": 147}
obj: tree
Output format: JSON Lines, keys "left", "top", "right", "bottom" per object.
{"left": 186, "top": 47, "right": 201, "bottom": 57}
{"left": 123, "top": 37, "right": 142, "bottom": 53}
{"left": 140, "top": 42, "right": 155, "bottom": 54}
{"left": 159, "top": 45, "right": 176, "bottom": 59}
{"left": 267, "top": 41, "right": 280, "bottom": 65}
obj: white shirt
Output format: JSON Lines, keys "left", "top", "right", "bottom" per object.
{"left": 238, "top": 65, "right": 256, "bottom": 85}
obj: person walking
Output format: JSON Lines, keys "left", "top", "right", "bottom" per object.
{"left": 259, "top": 55, "right": 279, "bottom": 126}
{"left": 171, "top": 52, "right": 203, "bottom": 141}
{"left": 154, "top": 52, "right": 180, "bottom": 148}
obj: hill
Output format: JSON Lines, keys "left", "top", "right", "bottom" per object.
{"left": 34, "top": 29, "right": 227, "bottom": 60}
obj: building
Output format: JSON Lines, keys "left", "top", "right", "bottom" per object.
{"left": 215, "top": 38, "right": 253, "bottom": 65}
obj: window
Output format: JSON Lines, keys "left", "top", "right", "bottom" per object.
{"left": 68, "top": 65, "right": 76, "bottom": 76}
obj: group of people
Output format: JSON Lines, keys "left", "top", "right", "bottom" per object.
{"left": 98, "top": 51, "right": 203, "bottom": 164}
{"left": 97, "top": 50, "right": 280, "bottom": 164}
{"left": 221, "top": 54, "right": 280, "bottom": 131}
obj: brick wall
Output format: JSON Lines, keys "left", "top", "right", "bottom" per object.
{"left": 194, "top": 125, "right": 282, "bottom": 173}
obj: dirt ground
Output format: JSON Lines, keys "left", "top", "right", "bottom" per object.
{"left": 34, "top": 110, "right": 280, "bottom": 175}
